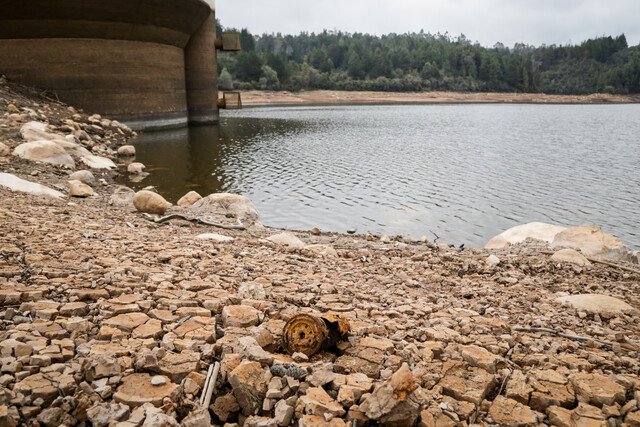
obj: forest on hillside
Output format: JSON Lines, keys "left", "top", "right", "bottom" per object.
{"left": 216, "top": 22, "right": 640, "bottom": 94}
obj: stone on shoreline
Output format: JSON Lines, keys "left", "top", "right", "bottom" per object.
{"left": 550, "top": 248, "right": 591, "bottom": 266}
{"left": 109, "top": 185, "right": 136, "bottom": 209}
{"left": 0, "top": 172, "right": 65, "bottom": 199}
{"left": 117, "top": 145, "right": 136, "bottom": 156}
{"left": 13, "top": 140, "right": 76, "bottom": 168}
{"left": 128, "top": 162, "right": 146, "bottom": 174}
{"left": 551, "top": 225, "right": 626, "bottom": 258}
{"left": 195, "top": 232, "right": 235, "bottom": 242}
{"left": 133, "top": 190, "right": 170, "bottom": 215}
{"left": 177, "top": 190, "right": 202, "bottom": 206}
{"left": 69, "top": 170, "right": 96, "bottom": 185}
{"left": 485, "top": 222, "right": 567, "bottom": 249}
{"left": 81, "top": 154, "right": 116, "bottom": 170}
{"left": 267, "top": 232, "right": 306, "bottom": 249}
{"left": 556, "top": 294, "right": 635, "bottom": 314}
{"left": 68, "top": 179, "right": 95, "bottom": 197}
{"left": 188, "top": 193, "right": 262, "bottom": 228}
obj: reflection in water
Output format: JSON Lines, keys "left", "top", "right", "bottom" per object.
{"left": 121, "top": 104, "right": 640, "bottom": 249}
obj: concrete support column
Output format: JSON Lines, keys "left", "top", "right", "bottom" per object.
{"left": 184, "top": 11, "right": 218, "bottom": 125}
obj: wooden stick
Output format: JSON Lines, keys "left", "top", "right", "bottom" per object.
{"left": 199, "top": 363, "right": 214, "bottom": 406}
{"left": 514, "top": 327, "right": 614, "bottom": 347}
{"left": 203, "top": 362, "right": 220, "bottom": 409}
{"left": 542, "top": 250, "right": 640, "bottom": 274}
{"left": 142, "top": 213, "right": 246, "bottom": 230}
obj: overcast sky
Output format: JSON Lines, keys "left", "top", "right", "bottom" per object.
{"left": 216, "top": 0, "right": 640, "bottom": 47}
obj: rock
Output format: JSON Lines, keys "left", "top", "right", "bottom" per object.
{"left": 551, "top": 225, "right": 625, "bottom": 258}
{"left": 13, "top": 140, "right": 76, "bottom": 167}
{"left": 128, "top": 162, "right": 146, "bottom": 174}
{"left": 274, "top": 400, "right": 294, "bottom": 426}
{"left": 69, "top": 170, "right": 96, "bottom": 185}
{"left": 489, "top": 396, "right": 537, "bottom": 426}
{"left": 20, "top": 121, "right": 62, "bottom": 142}
{"left": 133, "top": 190, "right": 170, "bottom": 215}
{"left": 550, "top": 248, "right": 592, "bottom": 266}
{"left": 36, "top": 407, "right": 76, "bottom": 427}
{"left": 81, "top": 154, "right": 117, "bottom": 170}
{"left": 267, "top": 232, "right": 306, "bottom": 249}
{"left": 460, "top": 345, "right": 500, "bottom": 373}
{"left": 297, "top": 386, "right": 346, "bottom": 418}
{"left": 151, "top": 376, "right": 167, "bottom": 386}
{"left": 238, "top": 282, "right": 268, "bottom": 300}
{"left": 68, "top": 180, "right": 95, "bottom": 197}
{"left": 485, "top": 222, "right": 567, "bottom": 249}
{"left": 222, "top": 305, "right": 261, "bottom": 328}
{"left": 109, "top": 185, "right": 136, "bottom": 208}
{"left": 143, "top": 412, "right": 180, "bottom": 426}
{"left": 0, "top": 142, "right": 10, "bottom": 157}
{"left": 359, "top": 363, "right": 419, "bottom": 425}
{"left": 229, "top": 361, "right": 271, "bottom": 416}
{"left": 571, "top": 373, "right": 626, "bottom": 407}
{"left": 438, "top": 365, "right": 496, "bottom": 405}
{"left": 188, "top": 193, "right": 262, "bottom": 228}
{"left": 180, "top": 408, "right": 211, "bottom": 427}
{"left": 486, "top": 254, "right": 501, "bottom": 267}
{"left": 113, "top": 374, "right": 178, "bottom": 407}
{"left": 158, "top": 351, "right": 200, "bottom": 382}
{"left": 234, "top": 336, "right": 274, "bottom": 365}
{"left": 87, "top": 352, "right": 121, "bottom": 380}
{"left": 87, "top": 403, "right": 130, "bottom": 427}
{"left": 103, "top": 312, "right": 151, "bottom": 332}
{"left": 0, "top": 172, "right": 65, "bottom": 199}
{"left": 117, "top": 145, "right": 136, "bottom": 156}
{"left": 305, "top": 244, "right": 338, "bottom": 257}
{"left": 212, "top": 393, "right": 240, "bottom": 422}
{"left": 195, "top": 233, "right": 235, "bottom": 242}
{"left": 556, "top": 294, "right": 635, "bottom": 315}
{"left": 177, "top": 191, "right": 202, "bottom": 206}
{"left": 7, "top": 103, "right": 19, "bottom": 114}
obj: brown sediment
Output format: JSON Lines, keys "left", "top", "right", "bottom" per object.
{"left": 1, "top": 79, "right": 639, "bottom": 426}
{"left": 240, "top": 89, "right": 640, "bottom": 108}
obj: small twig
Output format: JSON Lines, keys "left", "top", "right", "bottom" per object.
{"left": 542, "top": 250, "right": 640, "bottom": 274}
{"left": 498, "top": 369, "right": 513, "bottom": 396}
{"left": 514, "top": 327, "right": 615, "bottom": 348}
{"left": 141, "top": 213, "right": 246, "bottom": 230}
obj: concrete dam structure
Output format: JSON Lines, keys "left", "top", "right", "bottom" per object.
{"left": 0, "top": 0, "right": 239, "bottom": 130}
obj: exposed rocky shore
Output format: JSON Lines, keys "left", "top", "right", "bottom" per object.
{"left": 241, "top": 90, "right": 640, "bottom": 108}
{"left": 1, "top": 77, "right": 639, "bottom": 427}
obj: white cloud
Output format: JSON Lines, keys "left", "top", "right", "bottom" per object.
{"left": 216, "top": 0, "right": 640, "bottom": 47}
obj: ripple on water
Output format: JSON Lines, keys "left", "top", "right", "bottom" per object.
{"left": 123, "top": 104, "right": 640, "bottom": 249}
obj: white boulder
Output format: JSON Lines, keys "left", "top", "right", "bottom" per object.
{"left": 13, "top": 140, "right": 75, "bottom": 168}
{"left": 551, "top": 226, "right": 625, "bottom": 258}
{"left": 485, "top": 222, "right": 567, "bottom": 249}
{"left": 267, "top": 232, "right": 306, "bottom": 249}
{"left": 0, "top": 173, "right": 65, "bottom": 199}
{"left": 550, "top": 249, "right": 591, "bottom": 266}
{"left": 556, "top": 294, "right": 635, "bottom": 315}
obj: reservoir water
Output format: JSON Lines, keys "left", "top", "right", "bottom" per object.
{"left": 123, "top": 104, "right": 640, "bottom": 249}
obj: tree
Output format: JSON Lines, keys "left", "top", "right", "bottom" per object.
{"left": 260, "top": 65, "right": 280, "bottom": 90}
{"left": 235, "top": 51, "right": 263, "bottom": 82}
{"left": 240, "top": 29, "right": 255, "bottom": 52}
{"left": 219, "top": 68, "right": 233, "bottom": 90}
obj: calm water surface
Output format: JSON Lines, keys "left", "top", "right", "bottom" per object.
{"left": 123, "top": 104, "right": 640, "bottom": 249}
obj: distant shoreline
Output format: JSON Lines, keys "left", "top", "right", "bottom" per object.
{"left": 239, "top": 90, "right": 640, "bottom": 108}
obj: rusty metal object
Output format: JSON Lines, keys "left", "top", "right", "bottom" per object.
{"left": 217, "top": 92, "right": 242, "bottom": 110}
{"left": 282, "top": 313, "right": 350, "bottom": 357}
